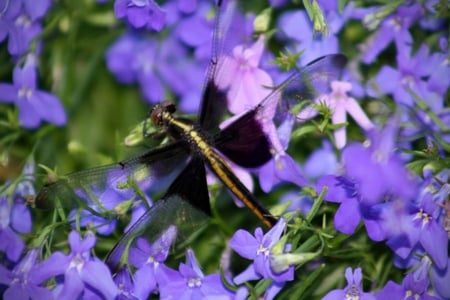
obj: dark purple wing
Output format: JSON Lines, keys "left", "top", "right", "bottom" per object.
{"left": 215, "top": 54, "right": 347, "bottom": 169}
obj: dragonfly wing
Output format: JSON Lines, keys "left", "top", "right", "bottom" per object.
{"left": 106, "top": 156, "right": 210, "bottom": 270}
{"left": 214, "top": 54, "right": 347, "bottom": 169}
{"left": 36, "top": 141, "right": 190, "bottom": 214}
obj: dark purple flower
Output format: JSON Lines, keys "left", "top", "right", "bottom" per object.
{"left": 342, "top": 119, "right": 417, "bottom": 204}
{"left": 297, "top": 80, "right": 374, "bottom": 149}
{"left": 159, "top": 249, "right": 233, "bottom": 299}
{"left": 0, "top": 55, "right": 66, "bottom": 128}
{"left": 114, "top": 0, "right": 166, "bottom": 31}
{"left": 361, "top": 4, "right": 423, "bottom": 64}
{"left": 113, "top": 265, "right": 158, "bottom": 300}
{"left": 317, "top": 175, "right": 385, "bottom": 240}
{"left": 323, "top": 267, "right": 375, "bottom": 300}
{"left": 230, "top": 219, "right": 294, "bottom": 299}
{"left": 386, "top": 192, "right": 448, "bottom": 269}
{"left": 376, "top": 273, "right": 440, "bottom": 300}
{"left": 0, "top": 248, "right": 52, "bottom": 300}
{"left": 33, "top": 231, "right": 119, "bottom": 300}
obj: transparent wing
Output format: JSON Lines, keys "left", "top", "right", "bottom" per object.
{"left": 36, "top": 141, "right": 189, "bottom": 215}
{"left": 106, "top": 156, "right": 210, "bottom": 271}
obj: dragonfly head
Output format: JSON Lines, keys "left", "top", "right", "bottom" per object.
{"left": 150, "top": 100, "right": 177, "bottom": 127}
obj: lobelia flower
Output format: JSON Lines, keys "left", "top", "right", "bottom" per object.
{"left": 297, "top": 80, "right": 374, "bottom": 149}
{"left": 33, "top": 231, "right": 119, "bottom": 300}
{"left": 0, "top": 190, "right": 32, "bottom": 262}
{"left": 0, "top": 0, "right": 51, "bottom": 56}
{"left": 277, "top": 0, "right": 354, "bottom": 64}
{"left": 342, "top": 119, "right": 417, "bottom": 204}
{"left": 114, "top": 0, "right": 166, "bottom": 31}
{"left": 0, "top": 55, "right": 66, "bottom": 128}
{"left": 127, "top": 225, "right": 180, "bottom": 298}
{"left": 303, "top": 141, "right": 338, "bottom": 179}
{"left": 106, "top": 31, "right": 206, "bottom": 111}
{"left": 316, "top": 175, "right": 386, "bottom": 241}
{"left": 230, "top": 218, "right": 294, "bottom": 300}
{"left": 394, "top": 253, "right": 450, "bottom": 300}
{"left": 360, "top": 3, "right": 423, "bottom": 64}
{"left": 386, "top": 190, "right": 448, "bottom": 269}
{"left": 257, "top": 113, "right": 307, "bottom": 192}
{"left": 323, "top": 267, "right": 375, "bottom": 300}
{"left": 159, "top": 249, "right": 233, "bottom": 300}
{"left": 0, "top": 248, "right": 53, "bottom": 300}
{"left": 367, "top": 43, "right": 442, "bottom": 113}
{"left": 376, "top": 272, "right": 440, "bottom": 300}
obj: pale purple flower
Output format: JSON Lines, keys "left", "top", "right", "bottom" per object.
{"left": 361, "top": 4, "right": 423, "bottom": 64}
{"left": 114, "top": 0, "right": 166, "bottom": 31}
{"left": 367, "top": 43, "right": 442, "bottom": 113}
{"left": 230, "top": 219, "right": 294, "bottom": 300}
{"left": 159, "top": 249, "right": 233, "bottom": 299}
{"left": 0, "top": 0, "right": 50, "bottom": 55}
{"left": 0, "top": 249, "right": 52, "bottom": 300}
{"left": 217, "top": 35, "right": 273, "bottom": 115}
{"left": 323, "top": 267, "right": 375, "bottom": 300}
{"left": 0, "top": 55, "right": 66, "bottom": 128}
{"left": 0, "top": 195, "right": 31, "bottom": 262}
{"left": 33, "top": 231, "right": 119, "bottom": 300}
{"left": 297, "top": 80, "right": 374, "bottom": 149}
{"left": 303, "top": 141, "right": 338, "bottom": 178}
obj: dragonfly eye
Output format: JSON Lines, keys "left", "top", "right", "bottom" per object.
{"left": 150, "top": 104, "right": 164, "bottom": 126}
{"left": 161, "top": 100, "right": 176, "bottom": 114}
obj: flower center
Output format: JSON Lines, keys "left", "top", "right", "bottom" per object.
{"left": 18, "top": 87, "right": 33, "bottom": 100}
{"left": 345, "top": 284, "right": 360, "bottom": 300}
{"left": 257, "top": 244, "right": 270, "bottom": 257}
{"left": 187, "top": 277, "right": 202, "bottom": 288}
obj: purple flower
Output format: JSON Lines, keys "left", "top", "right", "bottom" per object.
{"left": 386, "top": 192, "right": 448, "bottom": 269}
{"left": 367, "top": 43, "right": 442, "bottom": 113}
{"left": 0, "top": 248, "right": 52, "bottom": 300}
{"left": 342, "top": 119, "right": 417, "bottom": 204}
{"left": 106, "top": 32, "right": 205, "bottom": 111}
{"left": 361, "top": 4, "right": 423, "bottom": 64}
{"left": 0, "top": 195, "right": 32, "bottom": 262}
{"left": 376, "top": 273, "right": 440, "bottom": 300}
{"left": 159, "top": 249, "right": 233, "bottom": 299}
{"left": 277, "top": 0, "right": 352, "bottom": 64}
{"left": 303, "top": 141, "right": 338, "bottom": 179}
{"left": 0, "top": 55, "right": 66, "bottom": 128}
{"left": 127, "top": 225, "right": 179, "bottom": 298}
{"left": 256, "top": 113, "right": 307, "bottom": 192}
{"left": 316, "top": 175, "right": 385, "bottom": 240}
{"left": 114, "top": 0, "right": 166, "bottom": 31}
{"left": 230, "top": 219, "right": 294, "bottom": 300}
{"left": 323, "top": 267, "right": 375, "bottom": 300}
{"left": 297, "top": 80, "right": 374, "bottom": 149}
{"left": 33, "top": 231, "right": 119, "bottom": 300}
{"left": 0, "top": 0, "right": 50, "bottom": 55}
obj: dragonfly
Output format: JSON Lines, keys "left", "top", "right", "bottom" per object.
{"left": 36, "top": 0, "right": 347, "bottom": 270}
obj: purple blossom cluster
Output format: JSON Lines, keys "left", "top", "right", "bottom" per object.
{"left": 0, "top": 0, "right": 449, "bottom": 299}
{"left": 0, "top": 0, "right": 66, "bottom": 128}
